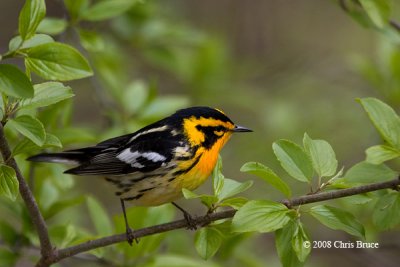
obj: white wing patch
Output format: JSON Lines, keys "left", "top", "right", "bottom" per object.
{"left": 141, "top": 152, "right": 167, "bottom": 162}
{"left": 117, "top": 149, "right": 166, "bottom": 168}
{"left": 116, "top": 149, "right": 140, "bottom": 163}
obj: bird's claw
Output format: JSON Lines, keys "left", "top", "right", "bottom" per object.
{"left": 126, "top": 227, "right": 140, "bottom": 246}
{"left": 183, "top": 212, "right": 197, "bottom": 230}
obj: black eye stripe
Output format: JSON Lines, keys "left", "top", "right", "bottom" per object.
{"left": 215, "top": 126, "right": 226, "bottom": 132}
{"left": 196, "top": 125, "right": 227, "bottom": 132}
{"left": 194, "top": 125, "right": 227, "bottom": 150}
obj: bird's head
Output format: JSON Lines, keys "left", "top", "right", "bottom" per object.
{"left": 171, "top": 107, "right": 252, "bottom": 150}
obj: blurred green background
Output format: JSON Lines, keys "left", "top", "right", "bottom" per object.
{"left": 1, "top": 0, "right": 400, "bottom": 266}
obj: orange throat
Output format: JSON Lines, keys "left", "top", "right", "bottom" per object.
{"left": 182, "top": 134, "right": 232, "bottom": 190}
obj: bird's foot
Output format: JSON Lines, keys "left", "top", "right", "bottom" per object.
{"left": 126, "top": 227, "right": 140, "bottom": 246}
{"left": 183, "top": 211, "right": 197, "bottom": 230}
{"left": 171, "top": 202, "right": 197, "bottom": 230}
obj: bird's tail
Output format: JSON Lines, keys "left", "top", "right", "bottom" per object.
{"left": 27, "top": 152, "right": 89, "bottom": 165}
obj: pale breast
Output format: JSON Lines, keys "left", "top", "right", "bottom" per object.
{"left": 103, "top": 142, "right": 220, "bottom": 206}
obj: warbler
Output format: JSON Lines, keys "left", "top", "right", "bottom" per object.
{"left": 28, "top": 106, "right": 251, "bottom": 244}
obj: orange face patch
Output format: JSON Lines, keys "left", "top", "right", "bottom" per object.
{"left": 182, "top": 116, "right": 234, "bottom": 147}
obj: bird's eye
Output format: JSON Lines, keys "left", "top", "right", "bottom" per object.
{"left": 213, "top": 126, "right": 226, "bottom": 136}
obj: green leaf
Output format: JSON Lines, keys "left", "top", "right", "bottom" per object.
{"left": 272, "top": 139, "right": 313, "bottom": 182}
{"left": 54, "top": 127, "right": 96, "bottom": 145}
{"left": 13, "top": 133, "right": 62, "bottom": 156}
{"left": 0, "top": 248, "right": 18, "bottom": 267}
{"left": 44, "top": 196, "right": 85, "bottom": 220}
{"left": 78, "top": 29, "right": 105, "bottom": 52}
{"left": 310, "top": 205, "right": 365, "bottom": 239}
{"left": 19, "top": 0, "right": 46, "bottom": 40}
{"left": 358, "top": 98, "right": 400, "bottom": 149}
{"left": 64, "top": 0, "right": 90, "bottom": 21}
{"left": 0, "top": 165, "right": 19, "bottom": 201}
{"left": 275, "top": 220, "right": 303, "bottom": 267}
{"left": 122, "top": 80, "right": 148, "bottom": 115}
{"left": 343, "top": 1, "right": 375, "bottom": 27}
{"left": 343, "top": 161, "right": 396, "bottom": 183}
{"left": 9, "top": 34, "right": 54, "bottom": 51}
{"left": 218, "top": 178, "right": 253, "bottom": 201}
{"left": 6, "top": 115, "right": 45, "bottom": 146}
{"left": 182, "top": 188, "right": 218, "bottom": 208}
{"left": 372, "top": 192, "right": 400, "bottom": 230}
{"left": 292, "top": 221, "right": 311, "bottom": 262}
{"left": 50, "top": 165, "right": 74, "bottom": 189}
{"left": 42, "top": 133, "right": 63, "bottom": 148}
{"left": 19, "top": 82, "right": 74, "bottom": 110}
{"left": 197, "top": 197, "right": 216, "bottom": 208}
{"left": 194, "top": 227, "right": 222, "bottom": 260}
{"left": 365, "top": 145, "right": 400, "bottom": 165}
{"left": 240, "top": 162, "right": 291, "bottom": 197}
{"left": 82, "top": 0, "right": 141, "bottom": 21}
{"left": 139, "top": 96, "right": 190, "bottom": 120}
{"left": 37, "top": 17, "right": 67, "bottom": 35}
{"left": 0, "top": 64, "right": 34, "bottom": 98}
{"left": 212, "top": 156, "right": 224, "bottom": 196}
{"left": 232, "top": 200, "right": 292, "bottom": 233}
{"left": 25, "top": 42, "right": 93, "bottom": 81}
{"left": 182, "top": 188, "right": 201, "bottom": 199}
{"left": 182, "top": 189, "right": 216, "bottom": 202}
{"left": 86, "top": 196, "right": 113, "bottom": 236}
{"left": 303, "top": 133, "right": 337, "bottom": 177}
{"left": 359, "top": 0, "right": 390, "bottom": 28}
{"left": 61, "top": 224, "right": 77, "bottom": 247}
{"left": 219, "top": 197, "right": 248, "bottom": 209}
{"left": 344, "top": 194, "right": 372, "bottom": 205}
{"left": 38, "top": 179, "right": 59, "bottom": 210}
{"left": 49, "top": 224, "right": 77, "bottom": 248}
{"left": 0, "top": 221, "right": 19, "bottom": 246}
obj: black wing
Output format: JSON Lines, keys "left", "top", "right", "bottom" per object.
{"left": 64, "top": 129, "right": 184, "bottom": 175}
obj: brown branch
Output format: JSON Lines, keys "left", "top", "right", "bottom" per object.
{"left": 50, "top": 210, "right": 236, "bottom": 264}
{"left": 0, "top": 124, "right": 54, "bottom": 260}
{"left": 282, "top": 178, "right": 400, "bottom": 208}
{"left": 37, "top": 177, "right": 400, "bottom": 266}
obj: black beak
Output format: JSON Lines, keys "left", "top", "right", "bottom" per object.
{"left": 233, "top": 125, "right": 253, "bottom": 133}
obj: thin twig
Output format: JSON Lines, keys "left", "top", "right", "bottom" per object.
{"left": 36, "top": 177, "right": 400, "bottom": 266}
{"left": 0, "top": 124, "right": 54, "bottom": 260}
{"left": 282, "top": 178, "right": 400, "bottom": 208}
